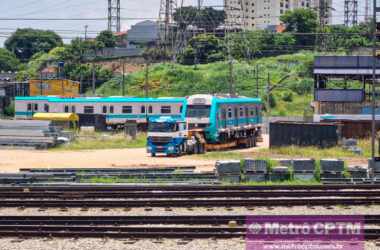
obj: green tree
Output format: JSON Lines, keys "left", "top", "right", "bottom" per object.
{"left": 5, "top": 28, "right": 63, "bottom": 61}
{"left": 325, "top": 24, "right": 371, "bottom": 51}
{"left": 96, "top": 30, "right": 117, "bottom": 48}
{"left": 173, "top": 6, "right": 225, "bottom": 32}
{"left": 179, "top": 34, "right": 223, "bottom": 65}
{"left": 0, "top": 48, "right": 19, "bottom": 71}
{"left": 280, "top": 8, "right": 318, "bottom": 46}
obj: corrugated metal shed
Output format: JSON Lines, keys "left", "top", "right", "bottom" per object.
{"left": 270, "top": 121, "right": 341, "bottom": 148}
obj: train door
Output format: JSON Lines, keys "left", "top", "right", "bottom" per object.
{"left": 221, "top": 108, "right": 227, "bottom": 128}
{"left": 234, "top": 107, "right": 238, "bottom": 127}
{"left": 245, "top": 106, "right": 249, "bottom": 125}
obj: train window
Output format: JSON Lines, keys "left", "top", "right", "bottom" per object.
{"left": 234, "top": 108, "right": 238, "bottom": 117}
{"left": 64, "top": 106, "right": 69, "bottom": 113}
{"left": 180, "top": 105, "right": 183, "bottom": 113}
{"left": 84, "top": 106, "right": 94, "bottom": 114}
{"left": 221, "top": 109, "right": 227, "bottom": 119}
{"left": 250, "top": 107, "right": 255, "bottom": 116}
{"left": 239, "top": 107, "right": 244, "bottom": 117}
{"left": 245, "top": 107, "right": 249, "bottom": 116}
{"left": 72, "top": 106, "right": 76, "bottom": 113}
{"left": 122, "top": 106, "right": 132, "bottom": 114}
{"left": 44, "top": 104, "right": 49, "bottom": 112}
{"left": 161, "top": 106, "right": 171, "bottom": 114}
{"left": 27, "top": 104, "right": 32, "bottom": 111}
{"left": 34, "top": 104, "right": 38, "bottom": 111}
{"left": 227, "top": 108, "right": 232, "bottom": 118}
{"left": 102, "top": 106, "right": 107, "bottom": 114}
{"left": 148, "top": 106, "right": 153, "bottom": 113}
{"left": 110, "top": 106, "right": 114, "bottom": 113}
{"left": 141, "top": 106, "right": 146, "bottom": 113}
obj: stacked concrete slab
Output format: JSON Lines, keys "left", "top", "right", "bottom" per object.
{"left": 0, "top": 120, "right": 60, "bottom": 149}
{"left": 347, "top": 166, "right": 368, "bottom": 179}
{"left": 368, "top": 158, "right": 380, "bottom": 178}
{"left": 270, "top": 166, "right": 290, "bottom": 182}
{"left": 215, "top": 160, "right": 241, "bottom": 183}
{"left": 243, "top": 159, "right": 268, "bottom": 182}
{"left": 320, "top": 159, "right": 345, "bottom": 179}
{"left": 292, "top": 159, "right": 315, "bottom": 181}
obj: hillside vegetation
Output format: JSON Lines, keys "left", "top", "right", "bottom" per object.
{"left": 96, "top": 52, "right": 315, "bottom": 116}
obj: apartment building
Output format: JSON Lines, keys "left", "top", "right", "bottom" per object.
{"left": 225, "top": 0, "right": 332, "bottom": 30}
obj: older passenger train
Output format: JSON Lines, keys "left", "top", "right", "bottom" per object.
{"left": 15, "top": 96, "right": 185, "bottom": 126}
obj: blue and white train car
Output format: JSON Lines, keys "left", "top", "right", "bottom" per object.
{"left": 186, "top": 94, "right": 262, "bottom": 144}
{"left": 15, "top": 96, "right": 186, "bottom": 126}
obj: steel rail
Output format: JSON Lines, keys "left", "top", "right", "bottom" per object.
{"left": 0, "top": 215, "right": 379, "bottom": 225}
{"left": 1, "top": 184, "right": 380, "bottom": 192}
{"left": 1, "top": 190, "right": 380, "bottom": 199}
{"left": 0, "top": 225, "right": 377, "bottom": 239}
{"left": 2, "top": 197, "right": 380, "bottom": 208}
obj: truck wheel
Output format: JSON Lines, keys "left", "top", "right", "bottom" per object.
{"left": 151, "top": 153, "right": 156, "bottom": 157}
{"left": 194, "top": 143, "right": 199, "bottom": 154}
{"left": 252, "top": 136, "right": 257, "bottom": 147}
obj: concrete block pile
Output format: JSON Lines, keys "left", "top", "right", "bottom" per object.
{"left": 215, "top": 160, "right": 241, "bottom": 183}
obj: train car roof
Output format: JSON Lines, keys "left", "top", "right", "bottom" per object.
{"left": 15, "top": 96, "right": 186, "bottom": 103}
{"left": 214, "top": 97, "right": 262, "bottom": 104}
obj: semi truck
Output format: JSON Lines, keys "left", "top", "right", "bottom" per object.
{"left": 147, "top": 94, "right": 262, "bottom": 156}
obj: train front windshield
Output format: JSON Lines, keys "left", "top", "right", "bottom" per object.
{"left": 186, "top": 105, "right": 211, "bottom": 118}
{"left": 148, "top": 122, "right": 176, "bottom": 132}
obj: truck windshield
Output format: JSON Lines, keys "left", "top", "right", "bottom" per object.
{"left": 148, "top": 122, "right": 176, "bottom": 132}
{"left": 186, "top": 105, "right": 211, "bottom": 118}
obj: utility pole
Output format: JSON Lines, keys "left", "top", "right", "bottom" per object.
{"left": 84, "top": 25, "right": 88, "bottom": 40}
{"left": 228, "top": 59, "right": 234, "bottom": 96}
{"left": 256, "top": 64, "right": 259, "bottom": 97}
{"left": 92, "top": 63, "right": 96, "bottom": 96}
{"left": 266, "top": 73, "right": 271, "bottom": 116}
{"left": 144, "top": 63, "right": 149, "bottom": 97}
{"left": 121, "top": 59, "right": 125, "bottom": 96}
{"left": 107, "top": 0, "right": 121, "bottom": 32}
{"left": 371, "top": 0, "right": 379, "bottom": 160}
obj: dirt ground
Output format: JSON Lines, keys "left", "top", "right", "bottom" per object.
{"left": 0, "top": 136, "right": 269, "bottom": 173}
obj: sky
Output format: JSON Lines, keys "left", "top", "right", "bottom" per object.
{"left": 0, "top": 0, "right": 370, "bottom": 47}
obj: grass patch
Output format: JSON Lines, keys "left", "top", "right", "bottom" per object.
{"left": 54, "top": 132, "right": 147, "bottom": 151}
{"left": 192, "top": 151, "right": 245, "bottom": 160}
{"left": 258, "top": 141, "right": 370, "bottom": 160}
{"left": 229, "top": 179, "right": 321, "bottom": 186}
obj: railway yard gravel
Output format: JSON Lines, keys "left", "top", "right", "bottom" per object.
{"left": 0, "top": 238, "right": 378, "bottom": 250}
{"left": 0, "top": 205, "right": 379, "bottom": 216}
{"left": 0, "top": 205, "right": 377, "bottom": 249}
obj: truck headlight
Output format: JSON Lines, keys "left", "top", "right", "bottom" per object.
{"left": 168, "top": 146, "right": 174, "bottom": 151}
{"left": 147, "top": 146, "right": 152, "bottom": 152}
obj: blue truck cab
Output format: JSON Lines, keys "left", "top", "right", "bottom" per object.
{"left": 147, "top": 116, "right": 188, "bottom": 156}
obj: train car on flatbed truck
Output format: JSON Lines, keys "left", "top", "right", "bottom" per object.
{"left": 147, "top": 94, "right": 263, "bottom": 156}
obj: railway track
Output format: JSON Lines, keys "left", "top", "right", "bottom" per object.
{"left": 0, "top": 215, "right": 378, "bottom": 239}
{"left": 2, "top": 197, "right": 380, "bottom": 208}
{"left": 0, "top": 184, "right": 379, "bottom": 208}
{"left": 2, "top": 184, "right": 380, "bottom": 192}
{"left": 1, "top": 190, "right": 380, "bottom": 199}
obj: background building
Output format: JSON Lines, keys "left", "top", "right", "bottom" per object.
{"left": 226, "top": 0, "right": 333, "bottom": 30}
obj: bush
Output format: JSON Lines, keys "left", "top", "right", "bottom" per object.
{"left": 4, "top": 102, "right": 15, "bottom": 117}
{"left": 282, "top": 91, "right": 293, "bottom": 102}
